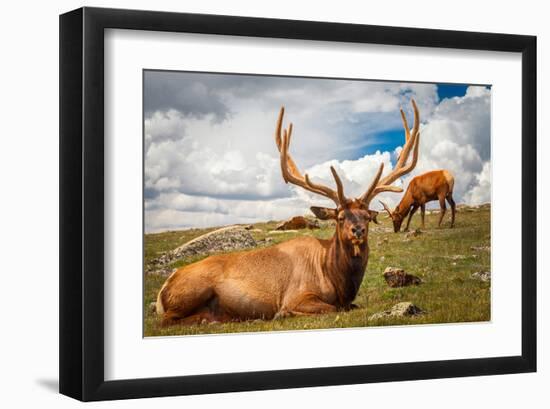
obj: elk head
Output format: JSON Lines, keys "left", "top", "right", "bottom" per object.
{"left": 379, "top": 201, "right": 404, "bottom": 233}
{"left": 275, "top": 100, "right": 420, "bottom": 256}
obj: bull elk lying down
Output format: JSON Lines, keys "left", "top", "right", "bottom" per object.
{"left": 379, "top": 169, "right": 456, "bottom": 232}
{"left": 156, "top": 101, "right": 421, "bottom": 325}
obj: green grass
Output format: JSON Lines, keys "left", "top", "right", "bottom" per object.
{"left": 143, "top": 206, "right": 491, "bottom": 336}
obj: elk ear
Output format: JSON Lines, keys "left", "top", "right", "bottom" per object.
{"left": 368, "top": 210, "right": 380, "bottom": 224}
{"left": 310, "top": 206, "right": 337, "bottom": 220}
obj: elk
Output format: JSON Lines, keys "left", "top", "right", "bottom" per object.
{"left": 155, "top": 101, "right": 420, "bottom": 325}
{"left": 379, "top": 169, "right": 455, "bottom": 232}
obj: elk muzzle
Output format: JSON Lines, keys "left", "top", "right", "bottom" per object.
{"left": 351, "top": 225, "right": 366, "bottom": 256}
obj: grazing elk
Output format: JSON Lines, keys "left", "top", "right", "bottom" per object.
{"left": 156, "top": 101, "right": 420, "bottom": 325}
{"left": 379, "top": 169, "right": 455, "bottom": 232}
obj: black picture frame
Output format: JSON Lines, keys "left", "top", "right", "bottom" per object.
{"left": 59, "top": 7, "right": 537, "bottom": 401}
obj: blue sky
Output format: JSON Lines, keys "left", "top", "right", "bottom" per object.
{"left": 353, "top": 83, "right": 485, "bottom": 160}
{"left": 437, "top": 84, "right": 469, "bottom": 101}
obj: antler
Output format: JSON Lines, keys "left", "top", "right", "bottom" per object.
{"left": 379, "top": 199, "right": 394, "bottom": 217}
{"left": 360, "top": 99, "right": 421, "bottom": 207}
{"left": 275, "top": 107, "right": 347, "bottom": 206}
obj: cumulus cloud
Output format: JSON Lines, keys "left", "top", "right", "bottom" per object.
{"left": 143, "top": 72, "right": 490, "bottom": 232}
{"left": 402, "top": 85, "right": 491, "bottom": 207}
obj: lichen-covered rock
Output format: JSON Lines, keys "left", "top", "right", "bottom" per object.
{"left": 470, "top": 245, "right": 490, "bottom": 252}
{"left": 146, "top": 226, "right": 257, "bottom": 274}
{"left": 383, "top": 267, "right": 422, "bottom": 287}
{"left": 368, "top": 302, "right": 424, "bottom": 321}
{"left": 404, "top": 228, "right": 423, "bottom": 238}
{"left": 471, "top": 271, "right": 491, "bottom": 282}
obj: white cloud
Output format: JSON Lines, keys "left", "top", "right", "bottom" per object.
{"left": 145, "top": 193, "right": 310, "bottom": 232}
{"left": 464, "top": 162, "right": 491, "bottom": 205}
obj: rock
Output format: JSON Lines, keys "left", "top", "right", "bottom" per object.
{"left": 243, "top": 225, "right": 254, "bottom": 230}
{"left": 369, "top": 302, "right": 424, "bottom": 321}
{"left": 404, "top": 228, "right": 422, "bottom": 238}
{"left": 390, "top": 302, "right": 424, "bottom": 316}
{"left": 268, "top": 229, "right": 298, "bottom": 234}
{"left": 258, "top": 237, "right": 274, "bottom": 245}
{"left": 148, "top": 301, "right": 157, "bottom": 313}
{"left": 371, "top": 226, "right": 393, "bottom": 234}
{"left": 471, "top": 245, "right": 490, "bottom": 252}
{"left": 376, "top": 238, "right": 388, "bottom": 248}
{"left": 471, "top": 271, "right": 491, "bottom": 282}
{"left": 146, "top": 226, "right": 257, "bottom": 273}
{"left": 147, "top": 267, "right": 177, "bottom": 277}
{"left": 275, "top": 216, "right": 319, "bottom": 231}
{"left": 450, "top": 255, "right": 466, "bottom": 260}
{"left": 171, "top": 225, "right": 256, "bottom": 258}
{"left": 383, "top": 267, "right": 422, "bottom": 287}
{"left": 250, "top": 228, "right": 263, "bottom": 233}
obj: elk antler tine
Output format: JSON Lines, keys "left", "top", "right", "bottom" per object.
{"left": 305, "top": 173, "right": 340, "bottom": 205}
{"left": 400, "top": 108, "right": 410, "bottom": 142}
{"left": 286, "top": 123, "right": 293, "bottom": 150}
{"left": 330, "top": 166, "right": 347, "bottom": 205}
{"left": 374, "top": 185, "right": 403, "bottom": 194}
{"left": 360, "top": 99, "right": 421, "bottom": 206}
{"left": 379, "top": 200, "right": 394, "bottom": 216}
{"left": 275, "top": 107, "right": 285, "bottom": 152}
{"left": 401, "top": 131, "right": 420, "bottom": 174}
{"left": 360, "top": 162, "right": 384, "bottom": 205}
{"left": 274, "top": 108, "right": 342, "bottom": 206}
{"left": 411, "top": 99, "right": 420, "bottom": 138}
{"left": 280, "top": 130, "right": 290, "bottom": 184}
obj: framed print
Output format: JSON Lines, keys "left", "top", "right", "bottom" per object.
{"left": 59, "top": 7, "right": 537, "bottom": 401}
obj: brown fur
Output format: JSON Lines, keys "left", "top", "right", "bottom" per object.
{"left": 384, "top": 170, "right": 456, "bottom": 232}
{"left": 157, "top": 201, "right": 374, "bottom": 325}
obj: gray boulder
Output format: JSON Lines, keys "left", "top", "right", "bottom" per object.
{"left": 147, "top": 226, "right": 257, "bottom": 275}
{"left": 369, "top": 302, "right": 424, "bottom": 321}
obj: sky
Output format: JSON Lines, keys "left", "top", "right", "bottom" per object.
{"left": 144, "top": 71, "right": 491, "bottom": 233}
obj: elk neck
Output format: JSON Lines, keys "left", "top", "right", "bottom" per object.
{"left": 396, "top": 189, "right": 416, "bottom": 218}
{"left": 324, "top": 230, "right": 368, "bottom": 308}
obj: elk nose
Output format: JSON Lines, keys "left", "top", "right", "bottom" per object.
{"left": 352, "top": 226, "right": 365, "bottom": 238}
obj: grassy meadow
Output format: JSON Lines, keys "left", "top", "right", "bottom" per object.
{"left": 143, "top": 205, "right": 491, "bottom": 337}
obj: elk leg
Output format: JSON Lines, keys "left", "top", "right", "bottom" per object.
{"left": 178, "top": 307, "right": 234, "bottom": 325}
{"left": 159, "top": 285, "right": 215, "bottom": 327}
{"left": 446, "top": 194, "right": 456, "bottom": 228}
{"left": 438, "top": 195, "right": 447, "bottom": 227}
{"left": 420, "top": 204, "right": 426, "bottom": 228}
{"left": 278, "top": 293, "right": 337, "bottom": 318}
{"left": 405, "top": 204, "right": 419, "bottom": 231}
